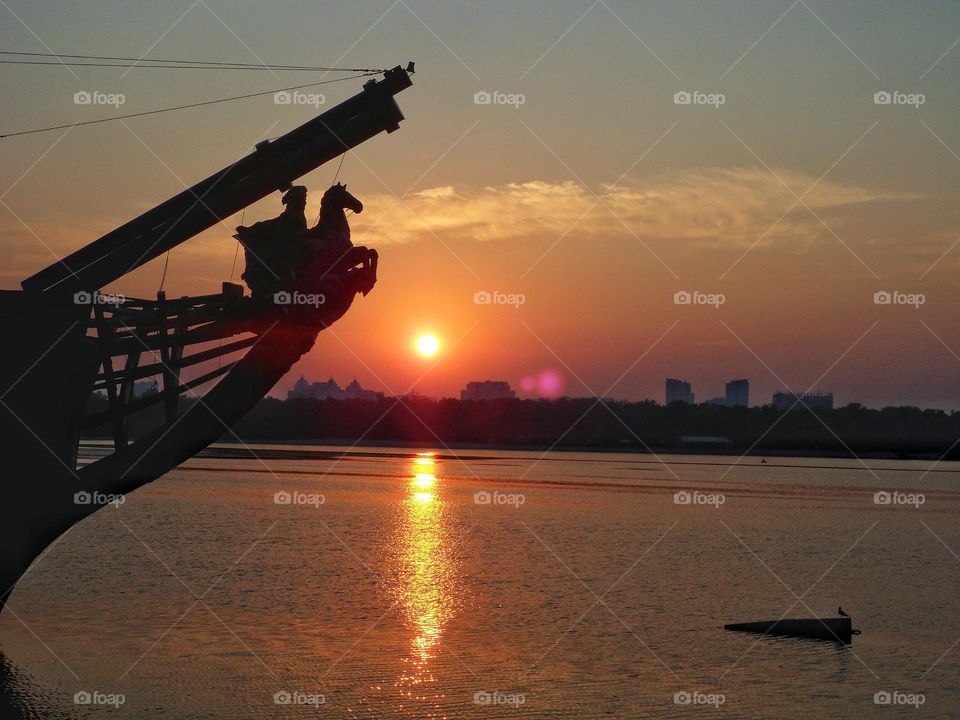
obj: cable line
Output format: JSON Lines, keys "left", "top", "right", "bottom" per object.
{"left": 0, "top": 50, "right": 384, "bottom": 73}
{"left": 0, "top": 72, "right": 377, "bottom": 139}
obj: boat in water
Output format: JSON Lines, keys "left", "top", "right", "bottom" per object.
{"left": 725, "top": 616, "right": 859, "bottom": 643}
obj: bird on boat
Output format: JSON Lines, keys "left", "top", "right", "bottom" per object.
{"left": 838, "top": 606, "right": 850, "bottom": 618}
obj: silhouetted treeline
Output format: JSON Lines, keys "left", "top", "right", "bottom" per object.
{"left": 218, "top": 397, "right": 960, "bottom": 456}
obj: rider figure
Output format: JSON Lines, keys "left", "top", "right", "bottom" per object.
{"left": 235, "top": 185, "right": 307, "bottom": 298}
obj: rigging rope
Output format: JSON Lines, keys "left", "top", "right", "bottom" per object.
{"left": 230, "top": 208, "right": 245, "bottom": 282}
{"left": 0, "top": 72, "right": 378, "bottom": 139}
{"left": 316, "top": 152, "right": 349, "bottom": 225}
{"left": 0, "top": 50, "right": 384, "bottom": 73}
{"left": 158, "top": 250, "right": 170, "bottom": 292}
{"left": 0, "top": 60, "right": 379, "bottom": 72}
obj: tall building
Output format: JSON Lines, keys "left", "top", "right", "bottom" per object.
{"left": 288, "top": 376, "right": 383, "bottom": 401}
{"left": 665, "top": 378, "right": 695, "bottom": 405}
{"left": 460, "top": 380, "right": 516, "bottom": 401}
{"left": 772, "top": 391, "right": 833, "bottom": 411}
{"left": 343, "top": 378, "right": 383, "bottom": 401}
{"left": 725, "top": 379, "right": 749, "bottom": 407}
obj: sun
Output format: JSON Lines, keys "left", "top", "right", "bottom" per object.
{"left": 414, "top": 333, "right": 440, "bottom": 358}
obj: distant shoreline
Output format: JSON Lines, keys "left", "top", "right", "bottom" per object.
{"left": 79, "top": 436, "right": 952, "bottom": 463}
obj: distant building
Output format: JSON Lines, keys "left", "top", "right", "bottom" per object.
{"left": 665, "top": 378, "right": 694, "bottom": 405}
{"left": 772, "top": 391, "right": 833, "bottom": 411}
{"left": 343, "top": 378, "right": 383, "bottom": 401}
{"left": 288, "top": 376, "right": 383, "bottom": 401}
{"left": 726, "top": 378, "right": 749, "bottom": 407}
{"left": 460, "top": 380, "right": 516, "bottom": 401}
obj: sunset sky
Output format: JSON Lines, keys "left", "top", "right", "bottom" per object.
{"left": 1, "top": 1, "right": 958, "bottom": 408}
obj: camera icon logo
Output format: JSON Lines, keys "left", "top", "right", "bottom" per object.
{"left": 73, "top": 91, "right": 92, "bottom": 105}
{"left": 273, "top": 291, "right": 292, "bottom": 305}
{"left": 274, "top": 690, "right": 292, "bottom": 705}
{"left": 474, "top": 490, "right": 492, "bottom": 505}
{"left": 874, "top": 690, "right": 892, "bottom": 705}
{"left": 274, "top": 91, "right": 292, "bottom": 105}
{"left": 474, "top": 91, "right": 492, "bottom": 105}
{"left": 673, "top": 291, "right": 691, "bottom": 305}
{"left": 274, "top": 490, "right": 292, "bottom": 505}
{"left": 474, "top": 290, "right": 492, "bottom": 305}
{"left": 673, "top": 490, "right": 691, "bottom": 505}
{"left": 673, "top": 91, "right": 692, "bottom": 105}
{"left": 74, "top": 491, "right": 92, "bottom": 505}
{"left": 674, "top": 690, "right": 691, "bottom": 705}
{"left": 73, "top": 291, "right": 92, "bottom": 304}
{"left": 74, "top": 691, "right": 92, "bottom": 704}
{"left": 873, "top": 91, "right": 892, "bottom": 105}
{"left": 873, "top": 490, "right": 891, "bottom": 505}
{"left": 873, "top": 291, "right": 891, "bottom": 305}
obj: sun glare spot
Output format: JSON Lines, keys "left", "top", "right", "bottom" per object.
{"left": 413, "top": 473, "right": 435, "bottom": 489}
{"left": 415, "top": 333, "right": 440, "bottom": 358}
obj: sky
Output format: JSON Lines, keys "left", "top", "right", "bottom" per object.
{"left": 1, "top": 0, "right": 958, "bottom": 408}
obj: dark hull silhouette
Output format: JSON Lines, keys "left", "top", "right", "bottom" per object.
{"left": 0, "top": 66, "right": 412, "bottom": 610}
{"left": 725, "top": 617, "right": 854, "bottom": 643}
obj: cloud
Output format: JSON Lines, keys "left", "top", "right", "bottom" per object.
{"left": 350, "top": 167, "right": 916, "bottom": 248}
{"left": 0, "top": 166, "right": 922, "bottom": 291}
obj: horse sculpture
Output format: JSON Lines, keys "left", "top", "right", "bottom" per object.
{"left": 235, "top": 182, "right": 376, "bottom": 309}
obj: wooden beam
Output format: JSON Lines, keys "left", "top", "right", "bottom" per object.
{"left": 81, "top": 361, "right": 237, "bottom": 430}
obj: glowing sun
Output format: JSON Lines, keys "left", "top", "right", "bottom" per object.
{"left": 414, "top": 333, "right": 440, "bottom": 358}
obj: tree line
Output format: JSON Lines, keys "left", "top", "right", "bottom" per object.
{"left": 83, "top": 393, "right": 959, "bottom": 455}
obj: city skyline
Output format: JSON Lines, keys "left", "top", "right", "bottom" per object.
{"left": 272, "top": 373, "right": 939, "bottom": 413}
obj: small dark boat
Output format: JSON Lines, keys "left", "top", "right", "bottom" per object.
{"left": 725, "top": 616, "right": 858, "bottom": 643}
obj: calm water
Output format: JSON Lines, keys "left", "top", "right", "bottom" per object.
{"left": 1, "top": 446, "right": 959, "bottom": 718}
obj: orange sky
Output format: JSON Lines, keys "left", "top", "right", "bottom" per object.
{"left": 1, "top": 1, "right": 958, "bottom": 408}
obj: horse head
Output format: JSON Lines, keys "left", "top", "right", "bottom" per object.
{"left": 321, "top": 182, "right": 363, "bottom": 214}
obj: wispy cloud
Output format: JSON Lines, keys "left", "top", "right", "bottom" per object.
{"left": 0, "top": 167, "right": 921, "bottom": 291}
{"left": 352, "top": 167, "right": 916, "bottom": 248}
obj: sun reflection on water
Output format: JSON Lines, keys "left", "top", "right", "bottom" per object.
{"left": 391, "top": 452, "right": 460, "bottom": 713}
